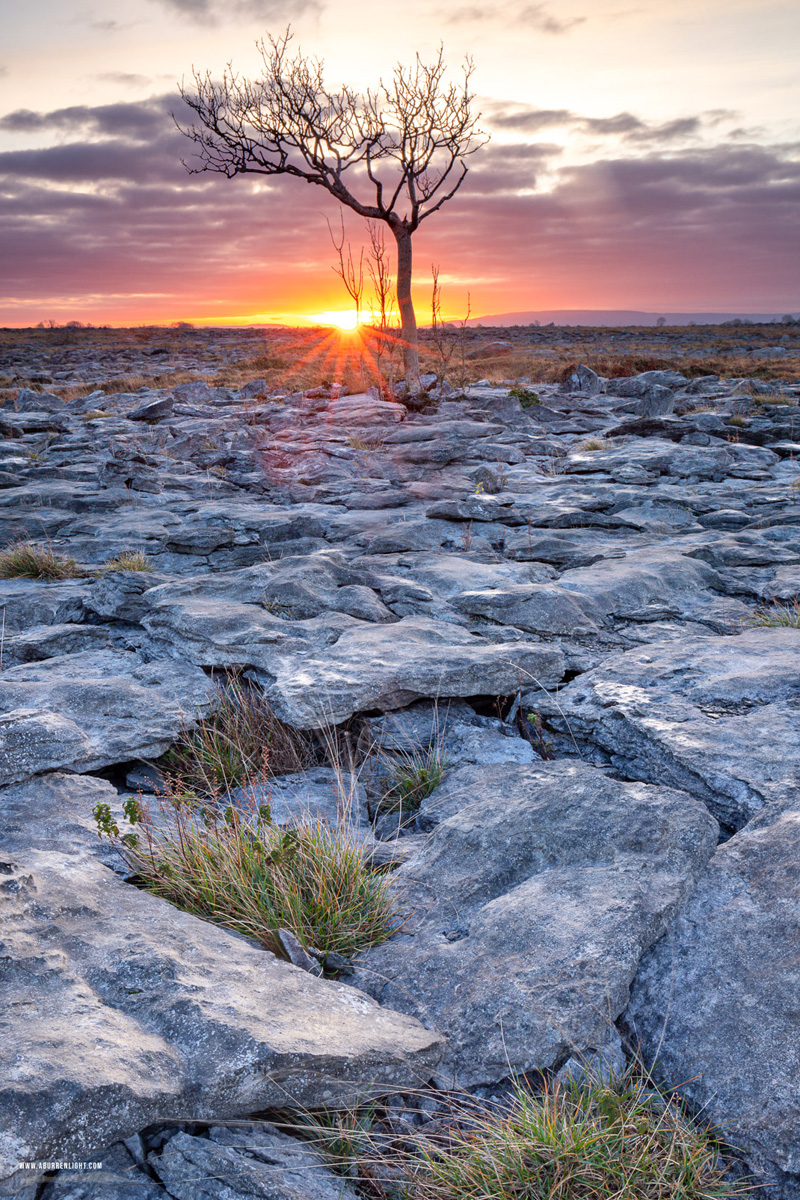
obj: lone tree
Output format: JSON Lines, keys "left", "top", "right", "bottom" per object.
{"left": 177, "top": 31, "right": 485, "bottom": 394}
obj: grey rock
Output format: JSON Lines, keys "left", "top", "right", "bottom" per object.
{"left": 631, "top": 385, "right": 675, "bottom": 416}
{"left": 0, "top": 650, "right": 213, "bottom": 786}
{"left": 11, "top": 388, "right": 67, "bottom": 413}
{"left": 263, "top": 616, "right": 564, "bottom": 727}
{"left": 84, "top": 571, "right": 168, "bottom": 623}
{"left": 0, "top": 773, "right": 443, "bottom": 1183}
{"left": 562, "top": 365, "right": 602, "bottom": 395}
{"left": 532, "top": 628, "right": 800, "bottom": 829}
{"left": 150, "top": 1126, "right": 360, "bottom": 1200}
{"left": 453, "top": 582, "right": 605, "bottom": 636}
{"left": 355, "top": 760, "right": 717, "bottom": 1087}
{"left": 0, "top": 623, "right": 115, "bottom": 664}
{"left": 127, "top": 397, "right": 174, "bottom": 422}
{"left": 278, "top": 929, "right": 322, "bottom": 974}
{"left": 626, "top": 798, "right": 800, "bottom": 1191}
{"left": 0, "top": 411, "right": 69, "bottom": 436}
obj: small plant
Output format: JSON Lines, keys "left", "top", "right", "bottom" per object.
{"left": 509, "top": 386, "right": 540, "bottom": 408}
{"left": 94, "top": 789, "right": 398, "bottom": 958}
{"left": 0, "top": 541, "right": 82, "bottom": 580}
{"left": 103, "top": 550, "right": 153, "bottom": 572}
{"left": 525, "top": 711, "right": 555, "bottom": 760}
{"left": 578, "top": 437, "right": 610, "bottom": 452}
{"left": 347, "top": 433, "right": 385, "bottom": 451}
{"left": 727, "top": 414, "right": 747, "bottom": 428}
{"left": 395, "top": 1069, "right": 748, "bottom": 1200}
{"left": 750, "top": 599, "right": 800, "bottom": 628}
{"left": 379, "top": 744, "right": 448, "bottom": 816}
{"left": 162, "top": 676, "right": 315, "bottom": 796}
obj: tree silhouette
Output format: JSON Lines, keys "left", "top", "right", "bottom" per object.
{"left": 177, "top": 30, "right": 486, "bottom": 395}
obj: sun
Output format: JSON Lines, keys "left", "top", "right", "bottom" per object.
{"left": 309, "top": 309, "right": 362, "bottom": 331}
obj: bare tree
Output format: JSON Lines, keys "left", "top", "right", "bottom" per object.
{"left": 177, "top": 30, "right": 486, "bottom": 396}
{"left": 365, "top": 220, "right": 399, "bottom": 395}
{"left": 430, "top": 264, "right": 471, "bottom": 391}
{"left": 327, "top": 213, "right": 365, "bottom": 325}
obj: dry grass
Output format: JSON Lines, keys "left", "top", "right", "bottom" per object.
{"left": 103, "top": 550, "right": 153, "bottom": 572}
{"left": 93, "top": 674, "right": 397, "bottom": 959}
{"left": 0, "top": 540, "right": 82, "bottom": 580}
{"left": 162, "top": 676, "right": 315, "bottom": 795}
{"left": 577, "top": 438, "right": 611, "bottom": 452}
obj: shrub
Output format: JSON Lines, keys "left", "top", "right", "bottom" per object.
{"left": 509, "top": 386, "right": 540, "bottom": 408}
{"left": 0, "top": 541, "right": 81, "bottom": 580}
{"left": 162, "top": 676, "right": 315, "bottom": 795}
{"left": 95, "top": 791, "right": 397, "bottom": 958}
{"left": 103, "top": 550, "right": 153, "bottom": 572}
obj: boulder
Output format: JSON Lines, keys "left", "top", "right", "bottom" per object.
{"left": 148, "top": 1126, "right": 361, "bottom": 1200}
{"left": 531, "top": 628, "right": 800, "bottom": 830}
{"left": 263, "top": 615, "right": 565, "bottom": 727}
{"left": 353, "top": 760, "right": 717, "bottom": 1087}
{"left": 453, "top": 582, "right": 605, "bottom": 636}
{"left": 626, "top": 798, "right": 800, "bottom": 1193}
{"left": 0, "top": 773, "right": 444, "bottom": 1185}
{"left": 126, "top": 397, "right": 173, "bottom": 422}
{"left": 0, "top": 650, "right": 214, "bottom": 786}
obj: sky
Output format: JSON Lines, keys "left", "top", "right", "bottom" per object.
{"left": 0, "top": 0, "right": 798, "bottom": 326}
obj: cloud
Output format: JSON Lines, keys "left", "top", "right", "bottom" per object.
{"left": 486, "top": 102, "right": 714, "bottom": 145}
{"left": 0, "top": 97, "right": 182, "bottom": 142}
{"left": 445, "top": 3, "right": 585, "bottom": 33}
{"left": 95, "top": 72, "right": 157, "bottom": 87}
{"left": 148, "top": 0, "right": 322, "bottom": 23}
{"left": 0, "top": 95, "right": 797, "bottom": 316}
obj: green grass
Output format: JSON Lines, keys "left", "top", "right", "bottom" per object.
{"left": 95, "top": 792, "right": 398, "bottom": 958}
{"left": 296, "top": 1069, "right": 748, "bottom": 1200}
{"left": 750, "top": 600, "right": 800, "bottom": 628}
{"left": 396, "top": 1070, "right": 747, "bottom": 1200}
{"left": 95, "top": 676, "right": 396, "bottom": 959}
{"left": 0, "top": 540, "right": 82, "bottom": 580}
{"left": 378, "top": 744, "right": 448, "bottom": 816}
{"left": 103, "top": 550, "right": 153, "bottom": 571}
{"left": 162, "top": 676, "right": 315, "bottom": 795}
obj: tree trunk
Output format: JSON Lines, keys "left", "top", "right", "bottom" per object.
{"left": 392, "top": 224, "right": 421, "bottom": 395}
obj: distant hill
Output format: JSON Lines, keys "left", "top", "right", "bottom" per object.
{"left": 467, "top": 309, "right": 799, "bottom": 327}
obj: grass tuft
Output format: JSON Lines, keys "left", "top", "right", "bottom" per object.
{"left": 162, "top": 676, "right": 315, "bottom": 795}
{"left": 578, "top": 437, "right": 610, "bottom": 452}
{"left": 95, "top": 789, "right": 397, "bottom": 958}
{"left": 0, "top": 541, "right": 82, "bottom": 580}
{"left": 378, "top": 744, "right": 448, "bottom": 817}
{"left": 103, "top": 550, "right": 153, "bottom": 572}
{"left": 749, "top": 599, "right": 800, "bottom": 628}
{"left": 299, "top": 1070, "right": 749, "bottom": 1200}
{"left": 399, "top": 1070, "right": 747, "bottom": 1200}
